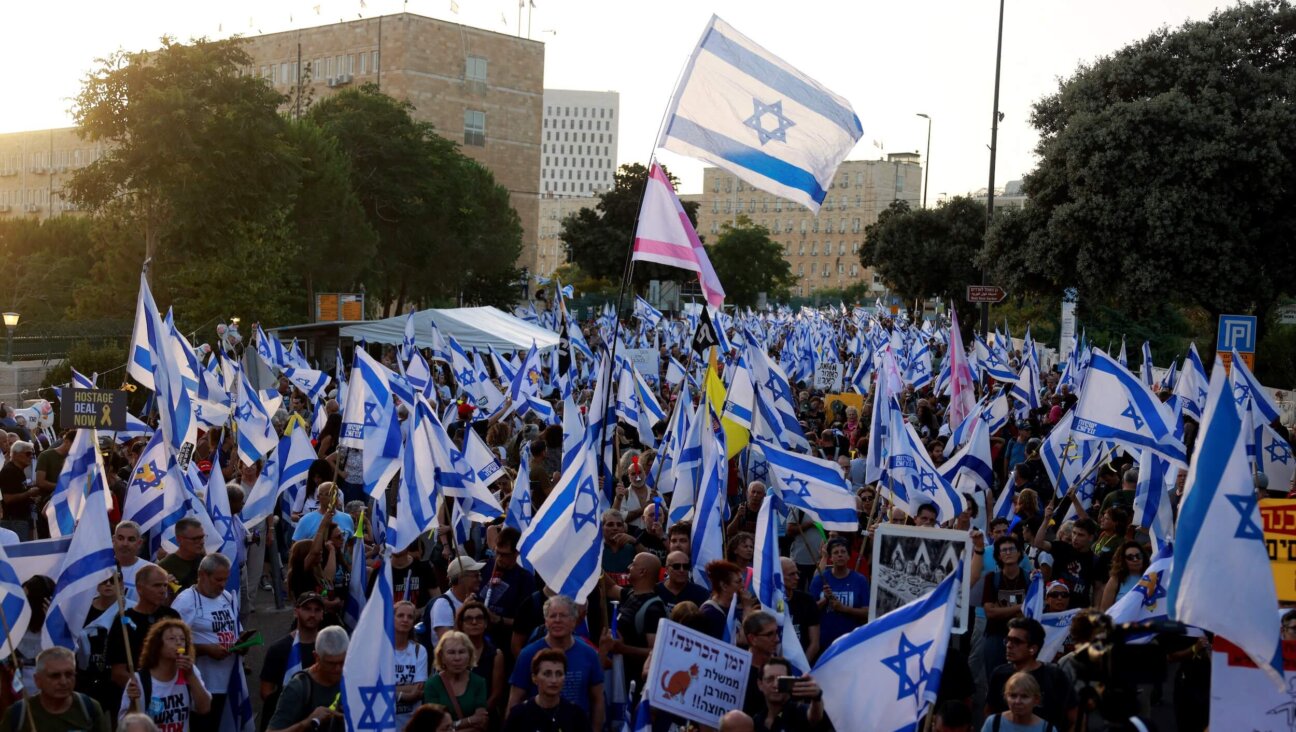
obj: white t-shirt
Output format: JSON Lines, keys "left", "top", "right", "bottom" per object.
{"left": 172, "top": 587, "right": 239, "bottom": 693}
{"left": 393, "top": 641, "right": 429, "bottom": 728}
{"left": 119, "top": 666, "right": 207, "bottom": 732}
{"left": 430, "top": 590, "right": 466, "bottom": 631}
{"left": 119, "top": 559, "right": 158, "bottom": 603}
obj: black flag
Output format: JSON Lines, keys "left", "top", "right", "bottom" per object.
{"left": 691, "top": 307, "right": 719, "bottom": 356}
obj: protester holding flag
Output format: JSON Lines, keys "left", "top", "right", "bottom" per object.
{"left": 107, "top": 565, "right": 180, "bottom": 697}
{"left": 120, "top": 619, "right": 212, "bottom": 730}
{"left": 266, "top": 625, "right": 347, "bottom": 732}
{"left": 171, "top": 553, "right": 242, "bottom": 731}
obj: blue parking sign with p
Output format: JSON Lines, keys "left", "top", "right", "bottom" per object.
{"left": 1217, "top": 314, "right": 1257, "bottom": 352}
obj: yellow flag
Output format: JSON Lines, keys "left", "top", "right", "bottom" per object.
{"left": 703, "top": 352, "right": 749, "bottom": 460}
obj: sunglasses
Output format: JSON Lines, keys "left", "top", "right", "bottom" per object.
{"left": 1124, "top": 553, "right": 1144, "bottom": 561}
{"left": 668, "top": 563, "right": 690, "bottom": 571}
{"left": 1046, "top": 592, "right": 1069, "bottom": 599}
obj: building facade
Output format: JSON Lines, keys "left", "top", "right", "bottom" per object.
{"left": 0, "top": 127, "right": 103, "bottom": 219}
{"left": 970, "top": 178, "right": 1027, "bottom": 211}
{"left": 1, "top": 13, "right": 546, "bottom": 273}
{"left": 540, "top": 89, "right": 619, "bottom": 198}
{"left": 690, "top": 153, "right": 923, "bottom": 297}
{"left": 536, "top": 194, "right": 599, "bottom": 277}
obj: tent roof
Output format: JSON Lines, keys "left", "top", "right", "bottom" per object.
{"left": 338, "top": 306, "right": 558, "bottom": 352}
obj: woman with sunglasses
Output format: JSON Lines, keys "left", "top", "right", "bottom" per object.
{"left": 1098, "top": 541, "right": 1148, "bottom": 612}
{"left": 455, "top": 600, "right": 506, "bottom": 716}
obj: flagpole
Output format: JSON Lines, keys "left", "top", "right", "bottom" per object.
{"left": 111, "top": 567, "right": 141, "bottom": 713}
{"left": 0, "top": 600, "right": 37, "bottom": 732}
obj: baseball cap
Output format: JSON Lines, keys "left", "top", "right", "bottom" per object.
{"left": 296, "top": 591, "right": 325, "bottom": 608}
{"left": 447, "top": 555, "right": 486, "bottom": 582}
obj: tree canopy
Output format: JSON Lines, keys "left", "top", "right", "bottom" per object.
{"left": 707, "top": 218, "right": 797, "bottom": 307}
{"left": 981, "top": 0, "right": 1296, "bottom": 326}
{"left": 861, "top": 197, "right": 986, "bottom": 305}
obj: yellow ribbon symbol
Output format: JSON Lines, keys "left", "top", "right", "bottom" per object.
{"left": 101, "top": 404, "right": 112, "bottom": 426}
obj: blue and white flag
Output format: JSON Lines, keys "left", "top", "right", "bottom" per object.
{"left": 345, "top": 512, "right": 370, "bottom": 626}
{"left": 504, "top": 447, "right": 534, "bottom": 536}
{"left": 517, "top": 422, "right": 605, "bottom": 603}
{"left": 121, "top": 430, "right": 171, "bottom": 534}
{"left": 136, "top": 273, "right": 197, "bottom": 467}
{"left": 342, "top": 555, "right": 396, "bottom": 732}
{"left": 392, "top": 398, "right": 445, "bottom": 551}
{"left": 44, "top": 429, "right": 101, "bottom": 538}
{"left": 1009, "top": 350, "right": 1041, "bottom": 413}
{"left": 1108, "top": 542, "right": 1174, "bottom": 630}
{"left": 888, "top": 399, "right": 964, "bottom": 522}
{"left": 992, "top": 471, "right": 1017, "bottom": 522}
{"left": 241, "top": 429, "right": 315, "bottom": 529}
{"left": 43, "top": 460, "right": 116, "bottom": 650}
{"left": 1173, "top": 343, "right": 1209, "bottom": 421}
{"left": 0, "top": 543, "right": 31, "bottom": 657}
{"left": 634, "top": 295, "right": 663, "bottom": 329}
{"left": 1140, "top": 341, "right": 1155, "bottom": 387}
{"left": 665, "top": 355, "right": 690, "bottom": 388}
{"left": 937, "top": 414, "right": 994, "bottom": 493}
{"left": 115, "top": 412, "right": 155, "bottom": 444}
{"left": 1021, "top": 572, "right": 1044, "bottom": 621}
{"left": 1133, "top": 448, "right": 1175, "bottom": 544}
{"left": 340, "top": 347, "right": 403, "bottom": 501}
{"left": 283, "top": 364, "right": 331, "bottom": 403}
{"left": 1170, "top": 356, "right": 1284, "bottom": 686}
{"left": 750, "top": 491, "right": 812, "bottom": 675}
{"left": 690, "top": 407, "right": 728, "bottom": 589}
{"left": 507, "top": 342, "right": 544, "bottom": 405}
{"left": 1071, "top": 350, "right": 1186, "bottom": 465}
{"left": 659, "top": 16, "right": 863, "bottom": 213}
{"left": 223, "top": 661, "right": 257, "bottom": 732}
{"left": 1256, "top": 421, "right": 1295, "bottom": 496}
{"left": 1231, "top": 348, "right": 1282, "bottom": 426}
{"left": 233, "top": 362, "right": 278, "bottom": 466}
{"left": 814, "top": 562, "right": 961, "bottom": 731}
{"left": 756, "top": 438, "right": 859, "bottom": 531}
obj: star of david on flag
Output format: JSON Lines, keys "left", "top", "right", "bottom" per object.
{"left": 814, "top": 561, "right": 962, "bottom": 730}
{"left": 342, "top": 555, "right": 396, "bottom": 732}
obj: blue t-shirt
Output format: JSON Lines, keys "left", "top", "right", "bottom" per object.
{"left": 291, "top": 511, "right": 354, "bottom": 541}
{"left": 809, "top": 570, "right": 870, "bottom": 649}
{"left": 509, "top": 637, "right": 605, "bottom": 714}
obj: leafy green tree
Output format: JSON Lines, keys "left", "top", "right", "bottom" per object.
{"left": 981, "top": 0, "right": 1296, "bottom": 338}
{"left": 560, "top": 163, "right": 698, "bottom": 285}
{"left": 307, "top": 85, "right": 521, "bottom": 312}
{"left": 861, "top": 197, "right": 986, "bottom": 305}
{"left": 707, "top": 218, "right": 797, "bottom": 307}
{"left": 65, "top": 36, "right": 304, "bottom": 328}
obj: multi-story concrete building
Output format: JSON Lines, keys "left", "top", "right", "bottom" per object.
{"left": 690, "top": 153, "right": 923, "bottom": 297}
{"left": 238, "top": 13, "right": 545, "bottom": 270}
{"left": 1, "top": 13, "right": 546, "bottom": 273}
{"left": 970, "top": 178, "right": 1027, "bottom": 211}
{"left": 536, "top": 194, "right": 599, "bottom": 278}
{"left": 0, "top": 127, "right": 103, "bottom": 219}
{"left": 540, "top": 89, "right": 619, "bottom": 198}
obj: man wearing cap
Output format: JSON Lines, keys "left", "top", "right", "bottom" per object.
{"left": 428, "top": 554, "right": 484, "bottom": 641}
{"left": 260, "top": 592, "right": 326, "bottom": 730}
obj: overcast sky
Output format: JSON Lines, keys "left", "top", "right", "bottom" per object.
{"left": 5, "top": 0, "right": 1234, "bottom": 200}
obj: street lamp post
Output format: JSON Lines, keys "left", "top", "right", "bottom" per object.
{"left": 982, "top": 0, "right": 1007, "bottom": 337}
{"left": 2, "top": 313, "right": 18, "bottom": 365}
{"left": 916, "top": 113, "right": 932, "bottom": 208}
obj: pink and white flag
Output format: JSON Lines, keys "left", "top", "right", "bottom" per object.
{"left": 946, "top": 306, "right": 976, "bottom": 426}
{"left": 632, "top": 163, "right": 726, "bottom": 308}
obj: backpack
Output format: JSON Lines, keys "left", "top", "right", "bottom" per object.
{"left": 990, "top": 713, "right": 1055, "bottom": 732}
{"left": 630, "top": 594, "right": 665, "bottom": 637}
{"left": 9, "top": 692, "right": 101, "bottom": 732}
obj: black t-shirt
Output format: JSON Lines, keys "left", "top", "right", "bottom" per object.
{"left": 502, "top": 697, "right": 589, "bottom": 732}
{"left": 388, "top": 561, "right": 439, "bottom": 607}
{"left": 259, "top": 636, "right": 316, "bottom": 732}
{"left": 512, "top": 590, "right": 548, "bottom": 649}
{"left": 1047, "top": 544, "right": 1098, "bottom": 609}
{"left": 480, "top": 559, "right": 536, "bottom": 651}
{"left": 616, "top": 590, "right": 666, "bottom": 682}
{"left": 633, "top": 529, "right": 668, "bottom": 564}
{"left": 0, "top": 463, "right": 32, "bottom": 516}
{"left": 786, "top": 590, "right": 821, "bottom": 653}
{"left": 106, "top": 607, "right": 181, "bottom": 672}
{"left": 987, "top": 662, "right": 1077, "bottom": 728}
{"left": 655, "top": 581, "right": 708, "bottom": 614}
{"left": 982, "top": 569, "right": 1030, "bottom": 637}
{"left": 753, "top": 701, "right": 819, "bottom": 732}
{"left": 77, "top": 604, "right": 117, "bottom": 713}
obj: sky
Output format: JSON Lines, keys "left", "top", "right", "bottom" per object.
{"left": 3, "top": 0, "right": 1236, "bottom": 200}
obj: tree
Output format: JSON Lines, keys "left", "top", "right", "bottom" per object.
{"left": 66, "top": 36, "right": 305, "bottom": 328}
{"left": 982, "top": 1, "right": 1296, "bottom": 337}
{"left": 560, "top": 163, "right": 699, "bottom": 286}
{"left": 861, "top": 197, "right": 986, "bottom": 304}
{"left": 707, "top": 218, "right": 797, "bottom": 307}
{"left": 0, "top": 218, "right": 96, "bottom": 324}
{"left": 307, "top": 85, "right": 522, "bottom": 313}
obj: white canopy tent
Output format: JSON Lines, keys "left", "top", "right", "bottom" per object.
{"left": 338, "top": 306, "right": 558, "bottom": 353}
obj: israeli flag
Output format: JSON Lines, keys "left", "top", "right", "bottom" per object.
{"left": 689, "top": 407, "right": 728, "bottom": 589}
{"left": 345, "top": 514, "right": 371, "bottom": 626}
{"left": 1140, "top": 341, "right": 1155, "bottom": 387}
{"left": 937, "top": 414, "right": 994, "bottom": 493}
{"left": 1230, "top": 348, "right": 1281, "bottom": 426}
{"left": 137, "top": 273, "right": 197, "bottom": 467}
{"left": 751, "top": 490, "right": 811, "bottom": 674}
{"left": 464, "top": 428, "right": 506, "bottom": 490}
{"left": 1071, "top": 350, "right": 1186, "bottom": 465}
{"left": 1170, "top": 356, "right": 1284, "bottom": 687}
{"left": 813, "top": 562, "right": 962, "bottom": 731}
{"left": 121, "top": 430, "right": 171, "bottom": 534}
{"left": 115, "top": 412, "right": 155, "bottom": 445}
{"left": 1134, "top": 448, "right": 1176, "bottom": 543}
{"left": 504, "top": 447, "right": 534, "bottom": 535}
{"left": 1009, "top": 350, "right": 1041, "bottom": 413}
{"left": 756, "top": 438, "right": 859, "bottom": 530}
{"left": 1172, "top": 343, "right": 1209, "bottom": 421}
{"left": 1021, "top": 572, "right": 1044, "bottom": 621}
{"left": 887, "top": 399, "right": 965, "bottom": 522}
{"left": 44, "top": 429, "right": 101, "bottom": 538}
{"left": 0, "top": 543, "right": 31, "bottom": 657}
{"left": 665, "top": 355, "right": 690, "bottom": 387}
{"left": 508, "top": 342, "right": 543, "bottom": 404}
{"left": 666, "top": 399, "right": 707, "bottom": 523}
{"left": 342, "top": 555, "right": 396, "bottom": 732}
{"left": 1109, "top": 542, "right": 1174, "bottom": 630}
{"left": 634, "top": 295, "right": 663, "bottom": 329}
{"left": 340, "top": 347, "right": 404, "bottom": 501}
{"left": 659, "top": 15, "right": 863, "bottom": 213}
{"left": 43, "top": 456, "right": 116, "bottom": 650}
{"left": 283, "top": 364, "right": 331, "bottom": 403}
{"left": 1256, "top": 421, "right": 1295, "bottom": 496}
{"left": 517, "top": 421, "right": 605, "bottom": 603}
{"left": 241, "top": 429, "right": 315, "bottom": 529}
{"left": 233, "top": 362, "right": 279, "bottom": 466}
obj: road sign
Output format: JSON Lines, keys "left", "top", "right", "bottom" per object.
{"left": 59, "top": 388, "right": 127, "bottom": 431}
{"left": 966, "top": 285, "right": 1007, "bottom": 304}
{"left": 1279, "top": 304, "right": 1296, "bottom": 325}
{"left": 1217, "top": 314, "right": 1257, "bottom": 352}
{"left": 1219, "top": 350, "right": 1256, "bottom": 374}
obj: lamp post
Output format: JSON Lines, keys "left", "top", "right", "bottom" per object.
{"left": 916, "top": 113, "right": 932, "bottom": 208}
{"left": 2, "top": 313, "right": 18, "bottom": 365}
{"left": 982, "top": 0, "right": 1007, "bottom": 336}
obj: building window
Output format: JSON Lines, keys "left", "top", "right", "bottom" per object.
{"left": 464, "top": 110, "right": 486, "bottom": 146}
{"left": 466, "top": 55, "right": 488, "bottom": 82}
{"left": 372, "top": 51, "right": 379, "bottom": 74}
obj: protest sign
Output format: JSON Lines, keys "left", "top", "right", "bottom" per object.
{"left": 623, "top": 348, "right": 660, "bottom": 380}
{"left": 59, "top": 388, "right": 127, "bottom": 431}
{"left": 814, "top": 362, "right": 843, "bottom": 391}
{"left": 870, "top": 524, "right": 973, "bottom": 634}
{"left": 1260, "top": 499, "right": 1296, "bottom": 602}
{"left": 1210, "top": 636, "right": 1296, "bottom": 731}
{"left": 645, "top": 619, "right": 752, "bottom": 728}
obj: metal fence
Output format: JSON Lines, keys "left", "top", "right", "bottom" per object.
{"left": 1, "top": 320, "right": 133, "bottom": 364}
